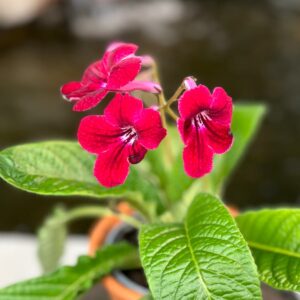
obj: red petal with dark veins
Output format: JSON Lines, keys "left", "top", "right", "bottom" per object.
{"left": 104, "top": 94, "right": 143, "bottom": 127}
{"left": 183, "top": 126, "right": 214, "bottom": 178}
{"left": 135, "top": 109, "right": 167, "bottom": 150}
{"left": 177, "top": 118, "right": 193, "bottom": 144}
{"left": 178, "top": 85, "right": 212, "bottom": 119}
{"left": 82, "top": 61, "right": 107, "bottom": 84}
{"left": 72, "top": 89, "right": 108, "bottom": 112}
{"left": 209, "top": 87, "right": 233, "bottom": 125}
{"left": 128, "top": 141, "right": 147, "bottom": 164}
{"left": 77, "top": 115, "right": 123, "bottom": 154}
{"left": 94, "top": 143, "right": 130, "bottom": 188}
{"left": 103, "top": 42, "right": 138, "bottom": 71}
{"left": 107, "top": 57, "right": 142, "bottom": 90}
{"left": 202, "top": 116, "right": 233, "bottom": 154}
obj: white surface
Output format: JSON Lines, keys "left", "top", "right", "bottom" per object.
{"left": 0, "top": 233, "right": 88, "bottom": 287}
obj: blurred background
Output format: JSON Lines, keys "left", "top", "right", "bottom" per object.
{"left": 0, "top": 0, "right": 299, "bottom": 291}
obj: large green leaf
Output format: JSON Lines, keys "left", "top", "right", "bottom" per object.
{"left": 0, "top": 243, "right": 139, "bottom": 300}
{"left": 38, "top": 206, "right": 68, "bottom": 273}
{"left": 209, "top": 103, "right": 266, "bottom": 194}
{"left": 236, "top": 209, "right": 300, "bottom": 291}
{"left": 139, "top": 193, "right": 262, "bottom": 300}
{"left": 0, "top": 141, "right": 162, "bottom": 218}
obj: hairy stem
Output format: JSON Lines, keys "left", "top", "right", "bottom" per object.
{"left": 62, "top": 206, "right": 142, "bottom": 229}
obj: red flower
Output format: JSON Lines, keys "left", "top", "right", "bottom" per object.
{"left": 61, "top": 42, "right": 161, "bottom": 111}
{"left": 177, "top": 78, "right": 233, "bottom": 178}
{"left": 78, "top": 93, "right": 166, "bottom": 187}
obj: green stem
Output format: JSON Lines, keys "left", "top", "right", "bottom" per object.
{"left": 151, "top": 61, "right": 174, "bottom": 166}
{"left": 62, "top": 206, "right": 142, "bottom": 229}
{"left": 166, "top": 107, "right": 179, "bottom": 121}
{"left": 166, "top": 83, "right": 185, "bottom": 107}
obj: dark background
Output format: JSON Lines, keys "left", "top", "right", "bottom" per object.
{"left": 0, "top": 0, "right": 299, "bottom": 234}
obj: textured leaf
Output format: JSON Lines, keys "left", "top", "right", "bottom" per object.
{"left": 139, "top": 193, "right": 262, "bottom": 300}
{"left": 236, "top": 209, "right": 300, "bottom": 292}
{"left": 38, "top": 206, "right": 68, "bottom": 273}
{"left": 0, "top": 141, "right": 162, "bottom": 218}
{"left": 209, "top": 103, "right": 266, "bottom": 194}
{"left": 0, "top": 243, "right": 139, "bottom": 300}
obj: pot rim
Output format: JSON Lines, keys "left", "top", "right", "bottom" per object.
{"left": 88, "top": 202, "right": 144, "bottom": 300}
{"left": 105, "top": 222, "right": 148, "bottom": 295}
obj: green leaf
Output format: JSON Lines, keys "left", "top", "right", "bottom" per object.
{"left": 236, "top": 209, "right": 300, "bottom": 292}
{"left": 0, "top": 141, "right": 162, "bottom": 218}
{"left": 209, "top": 103, "right": 266, "bottom": 194}
{"left": 38, "top": 206, "right": 68, "bottom": 273}
{"left": 139, "top": 193, "right": 262, "bottom": 300}
{"left": 0, "top": 243, "right": 140, "bottom": 300}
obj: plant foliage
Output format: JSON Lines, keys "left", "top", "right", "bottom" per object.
{"left": 139, "top": 194, "right": 262, "bottom": 300}
{"left": 0, "top": 243, "right": 139, "bottom": 300}
{"left": 237, "top": 209, "right": 300, "bottom": 292}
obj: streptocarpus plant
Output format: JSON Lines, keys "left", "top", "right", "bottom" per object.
{"left": 0, "top": 42, "right": 299, "bottom": 300}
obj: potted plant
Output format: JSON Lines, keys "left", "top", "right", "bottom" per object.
{"left": 0, "top": 42, "right": 299, "bottom": 300}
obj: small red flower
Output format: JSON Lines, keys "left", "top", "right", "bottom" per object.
{"left": 61, "top": 42, "right": 161, "bottom": 111}
{"left": 177, "top": 78, "right": 233, "bottom": 178}
{"left": 78, "top": 93, "right": 166, "bottom": 187}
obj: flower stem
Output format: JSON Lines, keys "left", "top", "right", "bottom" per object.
{"left": 166, "top": 83, "right": 185, "bottom": 107}
{"left": 166, "top": 107, "right": 179, "bottom": 121}
{"left": 152, "top": 63, "right": 168, "bottom": 126}
{"left": 151, "top": 61, "right": 174, "bottom": 166}
{"left": 62, "top": 206, "right": 142, "bottom": 229}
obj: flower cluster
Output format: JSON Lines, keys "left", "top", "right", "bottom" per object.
{"left": 61, "top": 42, "right": 233, "bottom": 188}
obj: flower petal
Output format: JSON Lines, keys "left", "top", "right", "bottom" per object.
{"left": 104, "top": 94, "right": 143, "bottom": 126}
{"left": 177, "top": 118, "right": 193, "bottom": 144}
{"left": 178, "top": 85, "right": 212, "bottom": 119}
{"left": 94, "top": 143, "right": 130, "bottom": 188}
{"left": 120, "top": 80, "right": 161, "bottom": 93}
{"left": 77, "top": 115, "right": 123, "bottom": 154}
{"left": 72, "top": 89, "right": 108, "bottom": 111}
{"left": 135, "top": 109, "right": 166, "bottom": 149}
{"left": 183, "top": 126, "right": 214, "bottom": 178}
{"left": 103, "top": 42, "right": 138, "bottom": 71}
{"left": 61, "top": 81, "right": 82, "bottom": 100}
{"left": 202, "top": 116, "right": 233, "bottom": 154}
{"left": 209, "top": 87, "right": 233, "bottom": 124}
{"left": 81, "top": 61, "right": 107, "bottom": 84}
{"left": 128, "top": 141, "right": 147, "bottom": 164}
{"left": 107, "top": 57, "right": 142, "bottom": 89}
{"left": 61, "top": 82, "right": 100, "bottom": 101}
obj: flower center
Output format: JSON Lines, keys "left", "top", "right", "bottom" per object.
{"left": 99, "top": 82, "right": 107, "bottom": 88}
{"left": 121, "top": 126, "right": 137, "bottom": 145}
{"left": 192, "top": 111, "right": 211, "bottom": 128}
